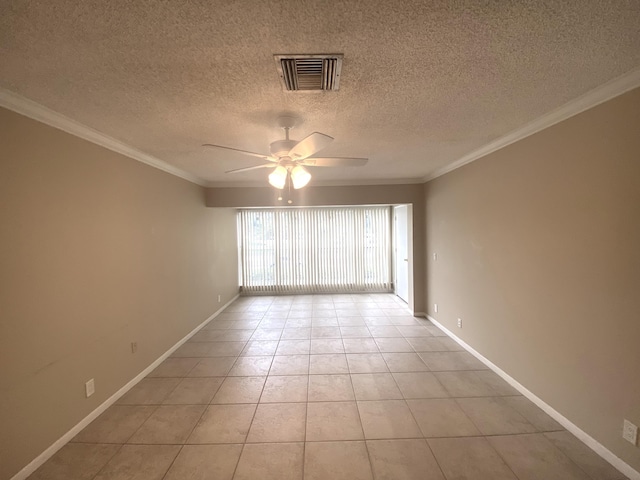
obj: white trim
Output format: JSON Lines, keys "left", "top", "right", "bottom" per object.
{"left": 423, "top": 66, "right": 640, "bottom": 182}
{"left": 10, "top": 294, "right": 239, "bottom": 480}
{"left": 425, "top": 314, "right": 640, "bottom": 480}
{"left": 0, "top": 88, "right": 206, "bottom": 187}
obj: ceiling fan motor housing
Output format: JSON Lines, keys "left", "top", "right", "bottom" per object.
{"left": 270, "top": 139, "right": 298, "bottom": 158}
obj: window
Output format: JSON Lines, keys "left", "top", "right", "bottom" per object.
{"left": 238, "top": 206, "right": 391, "bottom": 294}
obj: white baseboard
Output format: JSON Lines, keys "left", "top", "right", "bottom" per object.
{"left": 425, "top": 314, "right": 640, "bottom": 480}
{"left": 11, "top": 294, "right": 239, "bottom": 480}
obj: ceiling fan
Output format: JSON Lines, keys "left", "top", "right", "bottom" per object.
{"left": 203, "top": 116, "right": 368, "bottom": 190}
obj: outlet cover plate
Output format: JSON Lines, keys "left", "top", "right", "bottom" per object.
{"left": 434, "top": 304, "right": 438, "bottom": 313}
{"left": 623, "top": 419, "right": 638, "bottom": 445}
{"left": 85, "top": 379, "right": 95, "bottom": 398}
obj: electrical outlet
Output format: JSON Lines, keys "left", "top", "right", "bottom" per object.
{"left": 131, "top": 342, "right": 138, "bottom": 354}
{"left": 457, "top": 318, "right": 462, "bottom": 328}
{"left": 85, "top": 378, "right": 95, "bottom": 398}
{"left": 433, "top": 252, "right": 437, "bottom": 261}
{"left": 434, "top": 304, "right": 438, "bottom": 313}
{"left": 623, "top": 419, "right": 638, "bottom": 445}
{"left": 217, "top": 294, "right": 221, "bottom": 303}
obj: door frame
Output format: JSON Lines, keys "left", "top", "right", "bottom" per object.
{"left": 393, "top": 204, "right": 414, "bottom": 312}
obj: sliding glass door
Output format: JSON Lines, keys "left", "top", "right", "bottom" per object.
{"left": 238, "top": 206, "right": 391, "bottom": 294}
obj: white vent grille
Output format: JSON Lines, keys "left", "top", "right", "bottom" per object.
{"left": 275, "top": 54, "right": 343, "bottom": 91}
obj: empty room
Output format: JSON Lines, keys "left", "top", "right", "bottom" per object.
{"left": 1, "top": 1, "right": 639, "bottom": 480}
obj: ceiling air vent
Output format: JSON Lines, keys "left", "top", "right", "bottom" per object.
{"left": 274, "top": 54, "right": 343, "bottom": 92}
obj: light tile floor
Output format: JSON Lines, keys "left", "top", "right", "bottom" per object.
{"left": 29, "top": 294, "right": 628, "bottom": 480}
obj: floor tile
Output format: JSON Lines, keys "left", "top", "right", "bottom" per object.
{"left": 382, "top": 352, "right": 429, "bottom": 372}
{"left": 189, "top": 329, "right": 227, "bottom": 342}
{"left": 351, "top": 373, "right": 402, "bottom": 400}
{"left": 337, "top": 316, "right": 366, "bottom": 325}
{"left": 276, "top": 339, "right": 311, "bottom": 355}
{"left": 162, "top": 377, "right": 223, "bottom": 404}
{"left": 367, "top": 326, "right": 403, "bottom": 337}
{"left": 424, "top": 326, "right": 448, "bottom": 337}
{"left": 501, "top": 396, "right": 563, "bottom": 431}
{"left": 216, "top": 330, "right": 254, "bottom": 342}
{"left": 163, "top": 444, "right": 242, "bottom": 480}
{"left": 269, "top": 354, "right": 310, "bottom": 375}
{"left": 93, "top": 444, "right": 180, "bottom": 480}
{"left": 374, "top": 337, "right": 414, "bottom": 352}
{"left": 28, "top": 443, "right": 121, "bottom": 480}
{"left": 434, "top": 371, "right": 497, "bottom": 397}
{"left": 148, "top": 358, "right": 200, "bottom": 377}
{"left": 187, "top": 357, "right": 236, "bottom": 377}
{"left": 309, "top": 354, "right": 349, "bottom": 374}
{"left": 406, "top": 399, "right": 480, "bottom": 437}
{"left": 306, "top": 401, "right": 364, "bottom": 440}
{"left": 363, "top": 316, "right": 394, "bottom": 325}
{"left": 285, "top": 316, "right": 312, "bottom": 326}
{"left": 72, "top": 406, "right": 156, "bottom": 443}
{"left": 418, "top": 351, "right": 487, "bottom": 371}
{"left": 434, "top": 337, "right": 464, "bottom": 351}
{"left": 246, "top": 402, "right": 306, "bottom": 442}
{"left": 116, "top": 378, "right": 180, "bottom": 405}
{"left": 311, "top": 317, "right": 339, "bottom": 326}
{"left": 473, "top": 370, "right": 520, "bottom": 395}
{"left": 406, "top": 337, "right": 448, "bottom": 352}
{"left": 259, "top": 319, "right": 287, "bottom": 328}
{"left": 260, "top": 375, "right": 308, "bottom": 402}
{"left": 397, "top": 326, "right": 431, "bottom": 337}
{"left": 304, "top": 441, "right": 373, "bottom": 480}
{"left": 311, "top": 326, "right": 342, "bottom": 338}
{"left": 192, "top": 341, "right": 247, "bottom": 357}
{"left": 310, "top": 339, "right": 345, "bottom": 354}
{"left": 393, "top": 372, "right": 448, "bottom": 399}
{"left": 428, "top": 437, "right": 518, "bottom": 480}
{"left": 488, "top": 433, "right": 592, "bottom": 480}
{"left": 187, "top": 404, "right": 256, "bottom": 443}
{"left": 367, "top": 439, "right": 445, "bottom": 480}
{"left": 308, "top": 374, "right": 355, "bottom": 401}
{"left": 242, "top": 340, "right": 278, "bottom": 356}
{"left": 251, "top": 328, "right": 283, "bottom": 340}
{"left": 281, "top": 327, "right": 311, "bottom": 339}
{"left": 346, "top": 353, "right": 389, "bottom": 373}
{"left": 128, "top": 405, "right": 205, "bottom": 444}
{"left": 357, "top": 400, "right": 421, "bottom": 439}
{"left": 544, "top": 431, "right": 628, "bottom": 480}
{"left": 211, "top": 376, "right": 266, "bottom": 404}
{"left": 228, "top": 356, "right": 273, "bottom": 376}
{"left": 456, "top": 397, "right": 536, "bottom": 435}
{"left": 340, "top": 326, "right": 372, "bottom": 337}
{"left": 343, "top": 338, "right": 379, "bottom": 353}
{"left": 234, "top": 443, "right": 304, "bottom": 480}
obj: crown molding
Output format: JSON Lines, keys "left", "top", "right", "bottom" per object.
{"left": 205, "top": 177, "right": 425, "bottom": 188}
{"left": 423, "top": 66, "right": 640, "bottom": 182}
{"left": 0, "top": 88, "right": 207, "bottom": 186}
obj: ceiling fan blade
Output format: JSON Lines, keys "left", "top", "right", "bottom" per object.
{"left": 225, "top": 163, "right": 277, "bottom": 174}
{"left": 288, "top": 132, "right": 333, "bottom": 160}
{"left": 203, "top": 143, "right": 277, "bottom": 162}
{"left": 300, "top": 157, "right": 368, "bottom": 167}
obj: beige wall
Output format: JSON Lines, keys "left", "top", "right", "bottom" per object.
{"left": 0, "top": 108, "right": 239, "bottom": 480}
{"left": 425, "top": 88, "right": 640, "bottom": 471}
{"left": 206, "top": 184, "right": 426, "bottom": 312}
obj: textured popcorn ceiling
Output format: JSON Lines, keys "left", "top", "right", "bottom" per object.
{"left": 2, "top": 0, "right": 640, "bottom": 186}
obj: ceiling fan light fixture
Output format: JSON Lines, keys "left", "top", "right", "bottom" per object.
{"left": 268, "top": 165, "right": 287, "bottom": 189}
{"left": 291, "top": 165, "right": 311, "bottom": 189}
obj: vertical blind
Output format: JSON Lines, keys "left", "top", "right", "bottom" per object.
{"left": 238, "top": 206, "right": 391, "bottom": 294}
